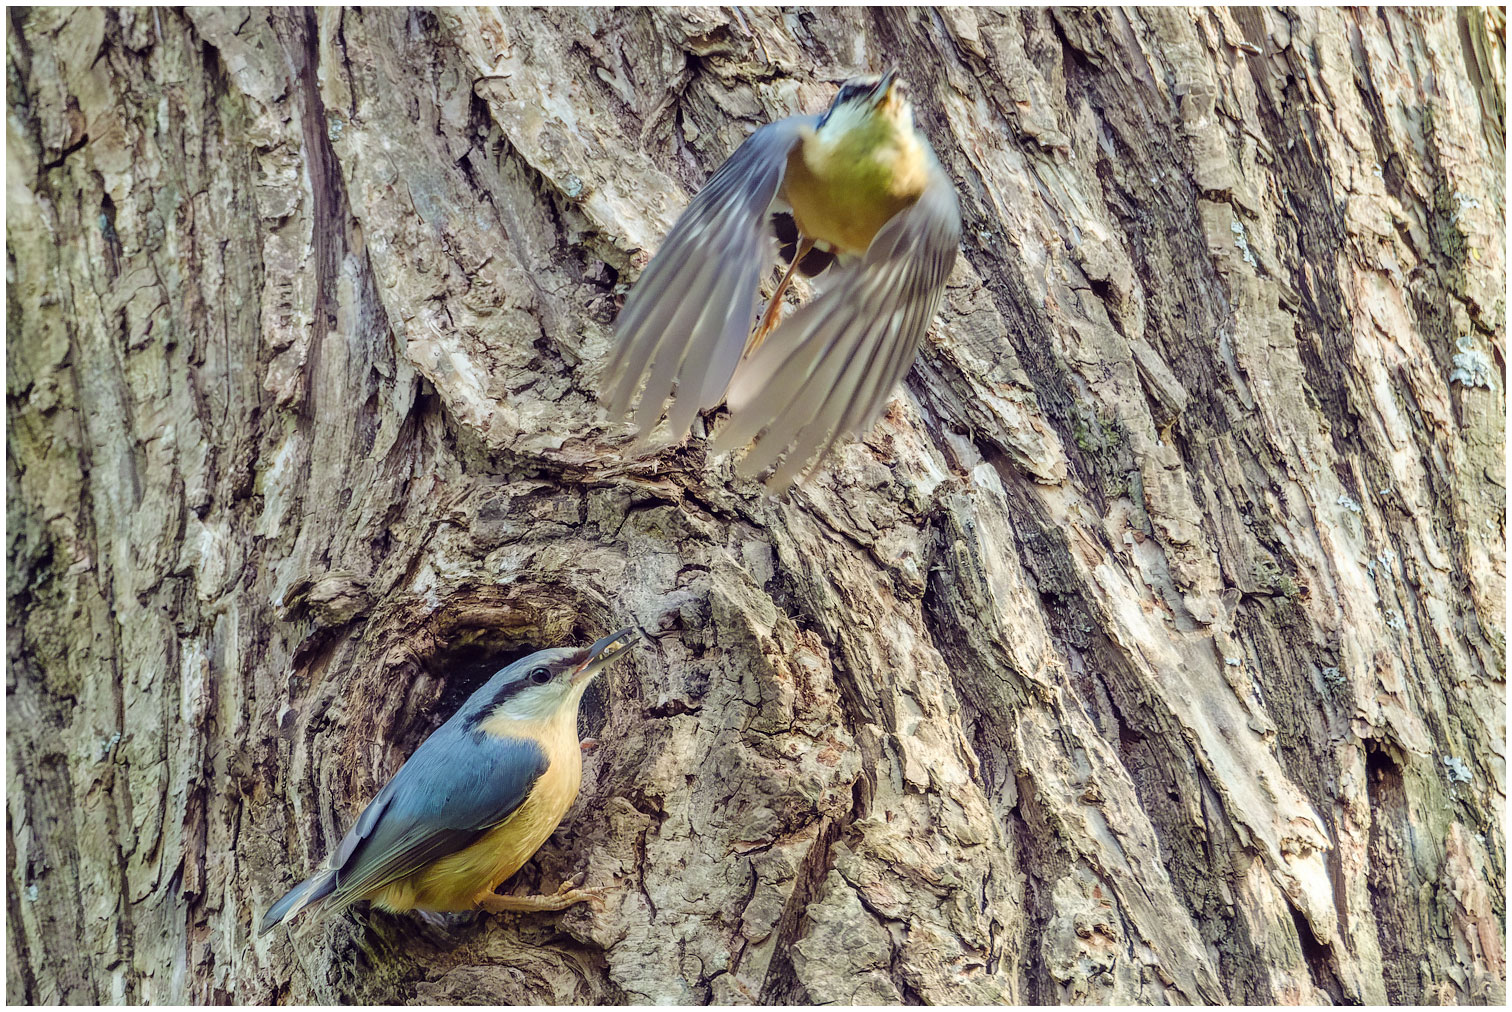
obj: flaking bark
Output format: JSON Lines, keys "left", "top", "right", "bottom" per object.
{"left": 6, "top": 6, "right": 1504, "bottom": 1004}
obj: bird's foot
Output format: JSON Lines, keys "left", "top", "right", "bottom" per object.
{"left": 750, "top": 301, "right": 783, "bottom": 354}
{"left": 477, "top": 876, "right": 603, "bottom": 914}
{"left": 579, "top": 737, "right": 599, "bottom": 753}
{"left": 747, "top": 235, "right": 814, "bottom": 358}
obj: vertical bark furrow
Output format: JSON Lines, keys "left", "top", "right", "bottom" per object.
{"left": 7, "top": 6, "right": 1502, "bottom": 1004}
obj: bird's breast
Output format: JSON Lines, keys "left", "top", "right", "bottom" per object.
{"left": 783, "top": 126, "right": 927, "bottom": 255}
{"left": 368, "top": 715, "right": 584, "bottom": 913}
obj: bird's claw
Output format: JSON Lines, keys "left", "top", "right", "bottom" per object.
{"left": 553, "top": 874, "right": 606, "bottom": 911}
{"left": 476, "top": 874, "right": 604, "bottom": 914}
{"left": 568, "top": 887, "right": 607, "bottom": 913}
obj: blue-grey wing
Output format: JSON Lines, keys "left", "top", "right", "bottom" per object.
{"left": 713, "top": 160, "right": 961, "bottom": 489}
{"left": 322, "top": 728, "right": 549, "bottom": 908}
{"left": 603, "top": 115, "right": 816, "bottom": 443}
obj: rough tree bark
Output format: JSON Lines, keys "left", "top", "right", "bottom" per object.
{"left": 6, "top": 6, "right": 1504, "bottom": 1005}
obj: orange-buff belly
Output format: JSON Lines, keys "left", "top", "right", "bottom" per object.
{"left": 365, "top": 712, "right": 583, "bottom": 913}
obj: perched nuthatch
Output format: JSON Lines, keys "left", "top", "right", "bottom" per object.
{"left": 604, "top": 70, "right": 962, "bottom": 489}
{"left": 259, "top": 629, "right": 637, "bottom": 935}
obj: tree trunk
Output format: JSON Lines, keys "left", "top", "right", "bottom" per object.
{"left": 6, "top": 6, "right": 1504, "bottom": 1004}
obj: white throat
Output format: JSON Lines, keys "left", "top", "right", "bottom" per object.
{"left": 492, "top": 677, "right": 592, "bottom": 726}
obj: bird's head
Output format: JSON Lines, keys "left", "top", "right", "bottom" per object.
{"left": 475, "top": 628, "right": 638, "bottom": 725}
{"left": 817, "top": 69, "right": 912, "bottom": 135}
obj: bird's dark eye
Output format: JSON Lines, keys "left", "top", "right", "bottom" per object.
{"left": 530, "top": 667, "right": 552, "bottom": 684}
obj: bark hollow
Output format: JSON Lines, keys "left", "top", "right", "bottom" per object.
{"left": 6, "top": 6, "right": 1505, "bottom": 1004}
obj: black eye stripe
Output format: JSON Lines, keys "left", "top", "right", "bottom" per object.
{"left": 484, "top": 667, "right": 552, "bottom": 710}
{"left": 821, "top": 82, "right": 872, "bottom": 126}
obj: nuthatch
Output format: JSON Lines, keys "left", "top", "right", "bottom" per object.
{"left": 259, "top": 629, "right": 637, "bottom": 935}
{"left": 604, "top": 70, "right": 962, "bottom": 489}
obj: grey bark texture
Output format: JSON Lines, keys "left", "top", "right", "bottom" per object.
{"left": 6, "top": 5, "right": 1505, "bottom": 1005}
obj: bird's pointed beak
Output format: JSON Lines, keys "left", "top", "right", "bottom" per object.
{"left": 872, "top": 68, "right": 898, "bottom": 101}
{"left": 571, "top": 627, "right": 639, "bottom": 685}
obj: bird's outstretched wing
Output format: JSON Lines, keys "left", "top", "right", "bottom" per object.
{"left": 258, "top": 730, "right": 547, "bottom": 934}
{"left": 603, "top": 116, "right": 817, "bottom": 443}
{"left": 713, "top": 162, "right": 961, "bottom": 490}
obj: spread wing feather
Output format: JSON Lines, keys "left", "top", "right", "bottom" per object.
{"left": 714, "top": 165, "right": 960, "bottom": 488}
{"left": 604, "top": 117, "right": 817, "bottom": 442}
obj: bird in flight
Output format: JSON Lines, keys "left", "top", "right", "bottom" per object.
{"left": 603, "top": 71, "right": 961, "bottom": 491}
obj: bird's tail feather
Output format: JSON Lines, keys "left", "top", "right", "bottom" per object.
{"left": 258, "top": 868, "right": 337, "bottom": 936}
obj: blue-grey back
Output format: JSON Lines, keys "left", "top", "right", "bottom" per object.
{"left": 323, "top": 667, "right": 555, "bottom": 903}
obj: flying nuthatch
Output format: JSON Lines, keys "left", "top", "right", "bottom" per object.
{"left": 604, "top": 70, "right": 962, "bottom": 489}
{"left": 259, "top": 628, "right": 637, "bottom": 935}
